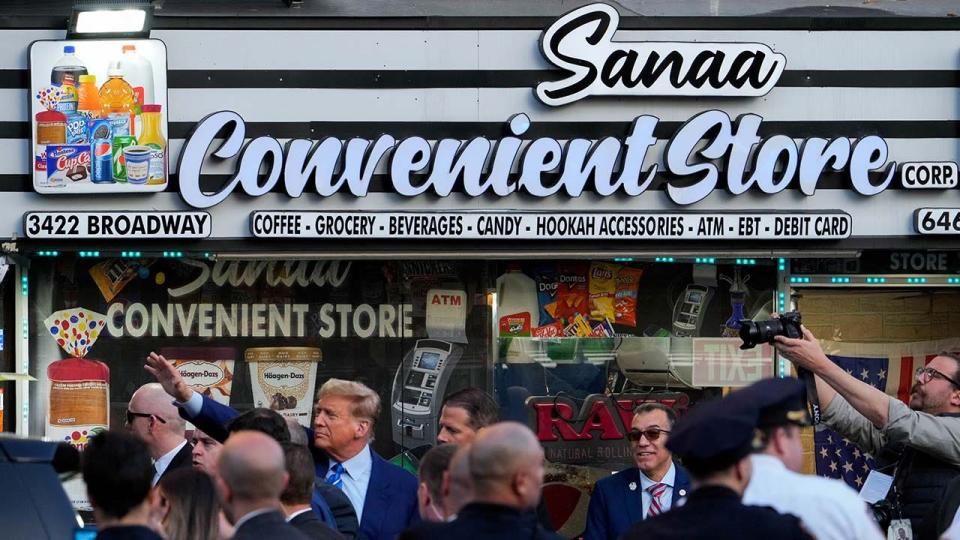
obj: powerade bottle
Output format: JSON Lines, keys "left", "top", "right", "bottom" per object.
{"left": 51, "top": 45, "right": 88, "bottom": 86}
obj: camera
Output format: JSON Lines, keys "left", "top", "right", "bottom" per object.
{"left": 868, "top": 499, "right": 895, "bottom": 530}
{"left": 739, "top": 311, "right": 803, "bottom": 350}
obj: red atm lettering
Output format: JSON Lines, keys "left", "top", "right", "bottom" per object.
{"left": 431, "top": 294, "right": 462, "bottom": 306}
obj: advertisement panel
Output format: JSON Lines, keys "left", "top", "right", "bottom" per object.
{"left": 29, "top": 39, "right": 168, "bottom": 194}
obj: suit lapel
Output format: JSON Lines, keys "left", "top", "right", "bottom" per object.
{"left": 672, "top": 462, "right": 691, "bottom": 504}
{"left": 361, "top": 451, "right": 390, "bottom": 532}
{"left": 621, "top": 468, "right": 644, "bottom": 524}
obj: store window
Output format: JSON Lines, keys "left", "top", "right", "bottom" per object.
{"left": 27, "top": 257, "right": 493, "bottom": 459}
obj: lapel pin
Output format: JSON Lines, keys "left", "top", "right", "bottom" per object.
{"left": 629, "top": 482, "right": 637, "bottom": 491}
{"left": 679, "top": 489, "right": 687, "bottom": 497}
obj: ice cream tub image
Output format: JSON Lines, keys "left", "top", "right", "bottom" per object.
{"left": 159, "top": 347, "right": 235, "bottom": 408}
{"left": 123, "top": 145, "right": 151, "bottom": 184}
{"left": 245, "top": 347, "right": 322, "bottom": 428}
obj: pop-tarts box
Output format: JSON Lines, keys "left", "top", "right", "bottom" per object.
{"left": 44, "top": 144, "right": 90, "bottom": 187}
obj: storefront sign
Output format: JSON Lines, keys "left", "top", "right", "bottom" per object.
{"left": 535, "top": 3, "right": 785, "bottom": 106}
{"left": 690, "top": 339, "right": 774, "bottom": 387}
{"left": 528, "top": 392, "right": 689, "bottom": 466}
{"left": 105, "top": 301, "right": 414, "bottom": 339}
{"left": 900, "top": 162, "right": 959, "bottom": 189}
{"left": 179, "top": 110, "right": 896, "bottom": 209}
{"left": 24, "top": 211, "right": 210, "bottom": 239}
{"left": 251, "top": 211, "right": 851, "bottom": 240}
{"left": 915, "top": 208, "right": 960, "bottom": 235}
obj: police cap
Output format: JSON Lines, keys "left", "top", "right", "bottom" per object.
{"left": 726, "top": 377, "right": 811, "bottom": 428}
{"left": 665, "top": 396, "right": 759, "bottom": 477}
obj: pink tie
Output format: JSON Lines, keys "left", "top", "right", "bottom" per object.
{"left": 646, "top": 482, "right": 667, "bottom": 518}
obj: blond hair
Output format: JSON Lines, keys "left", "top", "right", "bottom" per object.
{"left": 318, "top": 378, "right": 381, "bottom": 424}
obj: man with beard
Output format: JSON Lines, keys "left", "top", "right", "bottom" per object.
{"left": 584, "top": 403, "right": 691, "bottom": 540}
{"left": 775, "top": 328, "right": 960, "bottom": 538}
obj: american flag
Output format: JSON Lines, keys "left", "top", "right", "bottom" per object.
{"left": 813, "top": 338, "right": 960, "bottom": 490}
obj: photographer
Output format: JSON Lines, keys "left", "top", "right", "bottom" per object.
{"left": 774, "top": 325, "right": 960, "bottom": 539}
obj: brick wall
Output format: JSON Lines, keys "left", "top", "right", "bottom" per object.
{"left": 797, "top": 289, "right": 960, "bottom": 474}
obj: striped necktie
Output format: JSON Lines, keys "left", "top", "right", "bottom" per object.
{"left": 326, "top": 462, "right": 344, "bottom": 489}
{"left": 646, "top": 482, "right": 667, "bottom": 518}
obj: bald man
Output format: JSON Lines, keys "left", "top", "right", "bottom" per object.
{"left": 218, "top": 431, "right": 309, "bottom": 540}
{"left": 126, "top": 383, "right": 192, "bottom": 486}
{"left": 400, "top": 422, "right": 562, "bottom": 540}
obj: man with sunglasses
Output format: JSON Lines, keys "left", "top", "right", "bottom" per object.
{"left": 584, "top": 403, "right": 691, "bottom": 540}
{"left": 775, "top": 327, "right": 960, "bottom": 537}
{"left": 126, "top": 383, "right": 192, "bottom": 486}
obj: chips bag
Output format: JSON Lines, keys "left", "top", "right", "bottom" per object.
{"left": 588, "top": 262, "right": 618, "bottom": 321}
{"left": 615, "top": 267, "right": 644, "bottom": 327}
{"left": 499, "top": 312, "right": 531, "bottom": 337}
{"left": 555, "top": 263, "right": 589, "bottom": 321}
{"left": 535, "top": 265, "right": 559, "bottom": 324}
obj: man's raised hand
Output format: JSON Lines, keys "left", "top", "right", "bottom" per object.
{"left": 144, "top": 352, "right": 193, "bottom": 403}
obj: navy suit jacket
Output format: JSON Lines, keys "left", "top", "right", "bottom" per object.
{"left": 584, "top": 463, "right": 691, "bottom": 540}
{"left": 181, "top": 394, "right": 418, "bottom": 540}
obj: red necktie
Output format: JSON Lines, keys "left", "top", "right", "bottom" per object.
{"left": 646, "top": 482, "right": 667, "bottom": 518}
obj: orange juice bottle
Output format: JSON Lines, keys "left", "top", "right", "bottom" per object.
{"left": 99, "top": 61, "right": 136, "bottom": 137}
{"left": 76, "top": 75, "right": 101, "bottom": 119}
{"left": 139, "top": 104, "right": 166, "bottom": 185}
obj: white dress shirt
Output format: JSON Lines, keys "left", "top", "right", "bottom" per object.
{"left": 152, "top": 439, "right": 188, "bottom": 486}
{"left": 743, "top": 454, "right": 884, "bottom": 540}
{"left": 331, "top": 444, "right": 373, "bottom": 523}
{"left": 639, "top": 462, "right": 676, "bottom": 517}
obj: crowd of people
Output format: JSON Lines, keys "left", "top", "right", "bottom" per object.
{"left": 75, "top": 325, "right": 960, "bottom": 540}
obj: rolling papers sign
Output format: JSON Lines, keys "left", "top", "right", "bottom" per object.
{"left": 535, "top": 3, "right": 786, "bottom": 106}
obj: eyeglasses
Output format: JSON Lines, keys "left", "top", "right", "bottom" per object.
{"left": 627, "top": 428, "right": 670, "bottom": 442}
{"left": 915, "top": 367, "right": 960, "bottom": 388}
{"left": 126, "top": 410, "right": 166, "bottom": 424}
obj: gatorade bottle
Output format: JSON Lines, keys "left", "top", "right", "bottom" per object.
{"left": 76, "top": 75, "right": 101, "bottom": 119}
{"left": 99, "top": 61, "right": 137, "bottom": 137}
{"left": 139, "top": 104, "right": 166, "bottom": 185}
{"left": 50, "top": 45, "right": 88, "bottom": 86}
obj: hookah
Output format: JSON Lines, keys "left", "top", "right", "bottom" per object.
{"left": 720, "top": 266, "right": 750, "bottom": 337}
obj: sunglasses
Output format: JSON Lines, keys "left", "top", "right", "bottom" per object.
{"left": 126, "top": 410, "right": 167, "bottom": 424}
{"left": 627, "top": 428, "right": 669, "bottom": 442}
{"left": 916, "top": 367, "right": 960, "bottom": 388}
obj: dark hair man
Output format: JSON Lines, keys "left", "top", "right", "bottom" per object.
{"left": 282, "top": 444, "right": 344, "bottom": 540}
{"left": 416, "top": 443, "right": 459, "bottom": 522}
{"left": 217, "top": 431, "right": 308, "bottom": 540}
{"left": 776, "top": 327, "right": 960, "bottom": 534}
{"left": 82, "top": 431, "right": 163, "bottom": 540}
{"left": 585, "top": 403, "right": 691, "bottom": 540}
{"left": 620, "top": 394, "right": 813, "bottom": 540}
{"left": 437, "top": 387, "right": 499, "bottom": 444}
{"left": 400, "top": 422, "right": 562, "bottom": 540}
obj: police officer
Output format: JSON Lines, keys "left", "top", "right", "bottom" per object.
{"left": 619, "top": 391, "right": 813, "bottom": 540}
{"left": 734, "top": 377, "right": 883, "bottom": 540}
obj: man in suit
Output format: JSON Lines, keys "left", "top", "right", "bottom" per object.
{"left": 218, "top": 431, "right": 309, "bottom": 540}
{"left": 437, "top": 387, "right": 500, "bottom": 444}
{"left": 126, "top": 383, "right": 192, "bottom": 486}
{"left": 190, "top": 428, "right": 222, "bottom": 476}
{"left": 283, "top": 443, "right": 345, "bottom": 539}
{"left": 145, "top": 352, "right": 418, "bottom": 540}
{"left": 620, "top": 390, "right": 813, "bottom": 540}
{"left": 399, "top": 422, "right": 562, "bottom": 540}
{"left": 585, "top": 402, "right": 691, "bottom": 540}
{"left": 82, "top": 431, "right": 163, "bottom": 540}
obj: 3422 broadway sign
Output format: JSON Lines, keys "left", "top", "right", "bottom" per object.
{"left": 251, "top": 211, "right": 851, "bottom": 240}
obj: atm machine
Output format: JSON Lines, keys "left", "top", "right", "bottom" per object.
{"left": 391, "top": 339, "right": 463, "bottom": 448}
